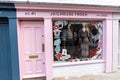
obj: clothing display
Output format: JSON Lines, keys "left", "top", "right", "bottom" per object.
{"left": 80, "top": 38, "right": 89, "bottom": 58}
{"left": 54, "top": 39, "right": 61, "bottom": 46}
{"left": 55, "top": 45, "right": 61, "bottom": 53}
{"left": 53, "top": 20, "right": 103, "bottom": 62}
{"left": 53, "top": 29, "right": 61, "bottom": 38}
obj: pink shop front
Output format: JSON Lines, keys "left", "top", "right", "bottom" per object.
{"left": 15, "top": 4, "right": 114, "bottom": 80}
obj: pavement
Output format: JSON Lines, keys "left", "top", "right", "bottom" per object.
{"left": 53, "top": 71, "right": 120, "bottom": 80}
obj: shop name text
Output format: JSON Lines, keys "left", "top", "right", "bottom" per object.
{"left": 51, "top": 12, "right": 88, "bottom": 16}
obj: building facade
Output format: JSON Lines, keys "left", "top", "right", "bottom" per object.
{"left": 112, "top": 12, "right": 120, "bottom": 72}
{"left": 1, "top": 2, "right": 120, "bottom": 80}
{"left": 15, "top": 3, "right": 116, "bottom": 80}
{"left": 0, "top": 3, "right": 20, "bottom": 80}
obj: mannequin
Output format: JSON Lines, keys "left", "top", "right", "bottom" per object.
{"left": 79, "top": 23, "right": 90, "bottom": 59}
{"left": 62, "top": 23, "right": 74, "bottom": 61}
{"left": 67, "top": 23, "right": 73, "bottom": 39}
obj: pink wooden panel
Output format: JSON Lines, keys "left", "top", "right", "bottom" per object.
{"left": 35, "top": 27, "right": 42, "bottom": 52}
{"left": 19, "top": 22, "right": 45, "bottom": 79}
{"left": 105, "top": 20, "right": 113, "bottom": 73}
{"left": 44, "top": 18, "right": 53, "bottom": 80}
{"left": 36, "top": 60, "right": 43, "bottom": 73}
{"left": 25, "top": 61, "right": 32, "bottom": 73}
{"left": 23, "top": 25, "right": 34, "bottom": 76}
{"left": 23, "top": 27, "right": 31, "bottom": 54}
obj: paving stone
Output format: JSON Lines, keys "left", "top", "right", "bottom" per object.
{"left": 53, "top": 72, "right": 120, "bottom": 80}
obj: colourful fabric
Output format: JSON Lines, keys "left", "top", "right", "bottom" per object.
{"left": 54, "top": 39, "right": 61, "bottom": 46}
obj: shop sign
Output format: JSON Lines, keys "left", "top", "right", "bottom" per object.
{"left": 51, "top": 12, "right": 88, "bottom": 16}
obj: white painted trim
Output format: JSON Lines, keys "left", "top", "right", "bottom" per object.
{"left": 7, "top": 0, "right": 120, "bottom": 6}
{"left": 23, "top": 74, "right": 45, "bottom": 78}
{"left": 112, "top": 13, "right": 119, "bottom": 72}
{"left": 53, "top": 60, "right": 105, "bottom": 67}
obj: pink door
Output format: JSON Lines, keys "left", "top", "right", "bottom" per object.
{"left": 19, "top": 21, "right": 45, "bottom": 79}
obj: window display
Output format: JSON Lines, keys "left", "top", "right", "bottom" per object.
{"left": 53, "top": 20, "right": 103, "bottom": 62}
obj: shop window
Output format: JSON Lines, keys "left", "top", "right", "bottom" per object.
{"left": 53, "top": 20, "right": 103, "bottom": 62}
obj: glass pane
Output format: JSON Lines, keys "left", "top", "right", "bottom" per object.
{"left": 53, "top": 20, "right": 103, "bottom": 62}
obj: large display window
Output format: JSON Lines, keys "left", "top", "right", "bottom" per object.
{"left": 53, "top": 20, "right": 103, "bottom": 62}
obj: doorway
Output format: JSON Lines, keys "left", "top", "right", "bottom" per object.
{"left": 0, "top": 18, "right": 12, "bottom": 80}
{"left": 19, "top": 21, "right": 45, "bottom": 79}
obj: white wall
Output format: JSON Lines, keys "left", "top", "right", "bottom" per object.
{"left": 4, "top": 0, "right": 120, "bottom": 6}
{"left": 112, "top": 13, "right": 119, "bottom": 71}
{"left": 118, "top": 22, "right": 120, "bottom": 66}
{"left": 53, "top": 62, "right": 105, "bottom": 78}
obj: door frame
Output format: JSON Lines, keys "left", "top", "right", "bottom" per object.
{"left": 17, "top": 20, "right": 45, "bottom": 80}
{"left": 118, "top": 21, "right": 120, "bottom": 68}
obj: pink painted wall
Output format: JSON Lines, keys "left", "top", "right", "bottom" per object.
{"left": 105, "top": 19, "right": 113, "bottom": 73}
{"left": 15, "top": 3, "right": 113, "bottom": 80}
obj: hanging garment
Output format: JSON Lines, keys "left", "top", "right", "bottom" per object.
{"left": 90, "top": 34, "right": 99, "bottom": 49}
{"left": 62, "top": 29, "right": 68, "bottom": 41}
{"left": 61, "top": 24, "right": 73, "bottom": 56}
{"left": 67, "top": 24, "right": 73, "bottom": 40}
{"left": 91, "top": 25, "right": 98, "bottom": 36}
{"left": 79, "top": 30, "right": 89, "bottom": 43}
{"left": 82, "top": 26, "right": 86, "bottom": 32}
{"left": 80, "top": 38, "right": 89, "bottom": 58}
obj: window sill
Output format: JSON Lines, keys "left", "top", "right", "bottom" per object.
{"left": 53, "top": 59, "right": 105, "bottom": 67}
